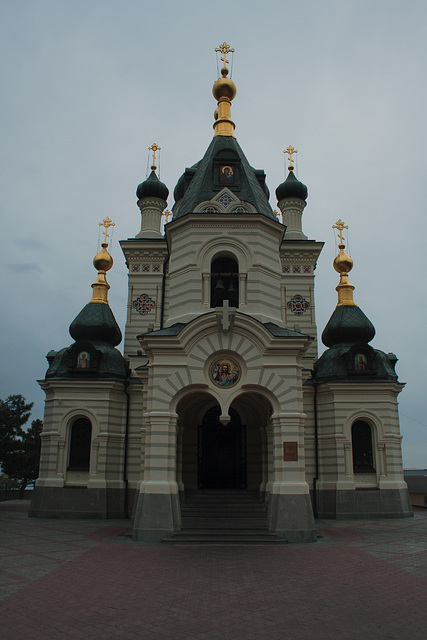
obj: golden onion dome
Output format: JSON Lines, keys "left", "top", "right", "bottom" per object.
{"left": 333, "top": 245, "right": 353, "bottom": 275}
{"left": 212, "top": 68, "right": 237, "bottom": 102}
{"left": 93, "top": 243, "right": 113, "bottom": 272}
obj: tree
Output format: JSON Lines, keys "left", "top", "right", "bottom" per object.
{"left": 0, "top": 396, "right": 42, "bottom": 498}
{"left": 0, "top": 395, "right": 33, "bottom": 460}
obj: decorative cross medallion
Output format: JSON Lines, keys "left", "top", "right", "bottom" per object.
{"left": 217, "top": 192, "right": 235, "bottom": 207}
{"left": 215, "top": 42, "right": 235, "bottom": 69}
{"left": 287, "top": 294, "right": 310, "bottom": 316}
{"left": 99, "top": 217, "right": 115, "bottom": 244}
{"left": 284, "top": 145, "right": 298, "bottom": 169}
{"left": 133, "top": 293, "right": 155, "bottom": 316}
{"left": 332, "top": 219, "right": 349, "bottom": 244}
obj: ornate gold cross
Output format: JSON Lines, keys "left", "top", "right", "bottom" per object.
{"left": 149, "top": 143, "right": 161, "bottom": 170}
{"left": 163, "top": 210, "right": 171, "bottom": 223}
{"left": 332, "top": 219, "right": 349, "bottom": 244}
{"left": 99, "top": 217, "right": 115, "bottom": 244}
{"left": 284, "top": 145, "right": 298, "bottom": 169}
{"left": 215, "top": 42, "right": 235, "bottom": 69}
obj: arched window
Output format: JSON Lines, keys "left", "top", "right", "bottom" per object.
{"left": 352, "top": 420, "right": 375, "bottom": 472}
{"left": 210, "top": 256, "right": 239, "bottom": 308}
{"left": 68, "top": 418, "right": 92, "bottom": 471}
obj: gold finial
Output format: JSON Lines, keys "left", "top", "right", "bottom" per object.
{"left": 332, "top": 219, "right": 355, "bottom": 306}
{"left": 212, "top": 43, "right": 237, "bottom": 137}
{"left": 284, "top": 145, "right": 298, "bottom": 170}
{"left": 215, "top": 42, "right": 235, "bottom": 76}
{"left": 163, "top": 210, "right": 171, "bottom": 223}
{"left": 99, "top": 217, "right": 115, "bottom": 245}
{"left": 332, "top": 218, "right": 349, "bottom": 246}
{"left": 91, "top": 218, "right": 115, "bottom": 304}
{"left": 149, "top": 143, "right": 161, "bottom": 171}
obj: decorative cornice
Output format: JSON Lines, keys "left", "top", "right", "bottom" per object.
{"left": 280, "top": 246, "right": 323, "bottom": 261}
{"left": 137, "top": 196, "right": 167, "bottom": 210}
{"left": 166, "top": 214, "right": 284, "bottom": 241}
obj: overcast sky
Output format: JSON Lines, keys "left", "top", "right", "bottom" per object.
{"left": 1, "top": 0, "right": 426, "bottom": 467}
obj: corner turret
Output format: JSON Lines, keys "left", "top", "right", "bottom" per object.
{"left": 276, "top": 146, "right": 308, "bottom": 239}
{"left": 136, "top": 143, "right": 169, "bottom": 238}
{"left": 314, "top": 220, "right": 397, "bottom": 382}
{"left": 45, "top": 218, "right": 127, "bottom": 381}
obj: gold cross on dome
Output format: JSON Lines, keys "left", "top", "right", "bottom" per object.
{"left": 332, "top": 219, "right": 349, "bottom": 244}
{"left": 284, "top": 145, "right": 298, "bottom": 169}
{"left": 163, "top": 210, "right": 171, "bottom": 223}
{"left": 99, "top": 217, "right": 115, "bottom": 244}
{"left": 215, "top": 42, "right": 235, "bottom": 69}
{"left": 149, "top": 143, "right": 161, "bottom": 169}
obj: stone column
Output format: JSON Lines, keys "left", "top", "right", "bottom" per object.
{"left": 132, "top": 412, "right": 181, "bottom": 542}
{"left": 344, "top": 442, "right": 353, "bottom": 478}
{"left": 267, "top": 412, "right": 316, "bottom": 542}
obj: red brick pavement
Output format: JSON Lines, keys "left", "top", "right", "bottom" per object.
{"left": 1, "top": 502, "right": 427, "bottom": 640}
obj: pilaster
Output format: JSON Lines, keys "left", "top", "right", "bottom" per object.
{"left": 132, "top": 412, "right": 181, "bottom": 541}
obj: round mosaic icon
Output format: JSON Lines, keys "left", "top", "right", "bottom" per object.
{"left": 209, "top": 358, "right": 241, "bottom": 388}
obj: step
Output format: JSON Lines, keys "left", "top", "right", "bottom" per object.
{"left": 163, "top": 532, "right": 286, "bottom": 546}
{"left": 181, "top": 520, "right": 268, "bottom": 530}
{"left": 162, "top": 490, "right": 280, "bottom": 544}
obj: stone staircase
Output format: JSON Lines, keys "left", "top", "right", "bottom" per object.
{"left": 163, "top": 490, "right": 286, "bottom": 545}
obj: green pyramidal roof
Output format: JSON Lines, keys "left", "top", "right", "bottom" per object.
{"left": 172, "top": 135, "right": 276, "bottom": 220}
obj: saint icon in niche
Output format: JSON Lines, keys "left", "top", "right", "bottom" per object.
{"left": 210, "top": 358, "right": 241, "bottom": 388}
{"left": 220, "top": 165, "right": 234, "bottom": 184}
{"left": 355, "top": 353, "right": 367, "bottom": 371}
{"left": 77, "top": 351, "right": 90, "bottom": 369}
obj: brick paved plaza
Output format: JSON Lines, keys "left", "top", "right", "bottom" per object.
{"left": 1, "top": 500, "right": 427, "bottom": 639}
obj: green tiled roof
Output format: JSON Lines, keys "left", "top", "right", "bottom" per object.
{"left": 45, "top": 302, "right": 127, "bottom": 381}
{"left": 173, "top": 136, "right": 275, "bottom": 219}
{"left": 314, "top": 305, "right": 398, "bottom": 383}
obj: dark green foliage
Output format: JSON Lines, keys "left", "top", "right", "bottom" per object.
{"left": 0, "top": 396, "right": 42, "bottom": 497}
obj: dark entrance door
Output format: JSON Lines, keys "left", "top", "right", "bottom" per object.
{"left": 198, "top": 406, "right": 246, "bottom": 489}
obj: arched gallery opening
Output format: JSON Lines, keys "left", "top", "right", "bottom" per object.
{"left": 176, "top": 390, "right": 273, "bottom": 502}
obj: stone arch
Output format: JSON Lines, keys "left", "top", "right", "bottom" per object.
{"left": 60, "top": 408, "right": 99, "bottom": 485}
{"left": 230, "top": 390, "right": 275, "bottom": 495}
{"left": 174, "top": 389, "right": 221, "bottom": 492}
{"left": 68, "top": 418, "right": 92, "bottom": 471}
{"left": 237, "top": 383, "right": 282, "bottom": 417}
{"left": 210, "top": 254, "right": 239, "bottom": 308}
{"left": 351, "top": 420, "right": 375, "bottom": 473}
{"left": 173, "top": 384, "right": 277, "bottom": 495}
{"left": 343, "top": 410, "right": 382, "bottom": 443}
{"left": 197, "top": 236, "right": 252, "bottom": 274}
{"left": 343, "top": 410, "right": 382, "bottom": 486}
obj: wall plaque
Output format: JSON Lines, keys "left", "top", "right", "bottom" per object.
{"left": 283, "top": 441, "right": 298, "bottom": 461}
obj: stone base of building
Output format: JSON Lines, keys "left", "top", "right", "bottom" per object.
{"left": 316, "top": 488, "right": 413, "bottom": 519}
{"left": 268, "top": 493, "right": 317, "bottom": 543}
{"left": 29, "top": 486, "right": 127, "bottom": 519}
{"left": 132, "top": 492, "right": 181, "bottom": 542}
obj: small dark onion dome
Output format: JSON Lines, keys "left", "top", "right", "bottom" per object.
{"left": 45, "top": 303, "right": 126, "bottom": 381}
{"left": 136, "top": 170, "right": 169, "bottom": 201}
{"left": 69, "top": 303, "right": 122, "bottom": 346}
{"left": 275, "top": 170, "right": 308, "bottom": 202}
{"left": 322, "top": 305, "right": 375, "bottom": 348}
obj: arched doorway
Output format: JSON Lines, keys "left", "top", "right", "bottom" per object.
{"left": 177, "top": 390, "right": 272, "bottom": 497}
{"left": 198, "top": 405, "right": 246, "bottom": 489}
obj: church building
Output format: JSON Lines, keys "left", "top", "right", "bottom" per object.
{"left": 30, "top": 45, "right": 412, "bottom": 543}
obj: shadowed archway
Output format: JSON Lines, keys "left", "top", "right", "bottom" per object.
{"left": 198, "top": 405, "right": 246, "bottom": 489}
